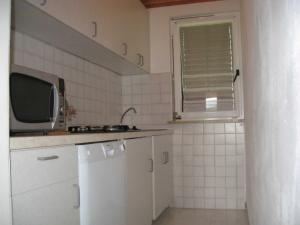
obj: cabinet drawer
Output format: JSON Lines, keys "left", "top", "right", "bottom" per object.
{"left": 11, "top": 145, "right": 78, "bottom": 195}
{"left": 12, "top": 178, "right": 80, "bottom": 225}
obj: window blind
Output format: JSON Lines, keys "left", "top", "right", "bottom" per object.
{"left": 180, "top": 22, "right": 235, "bottom": 113}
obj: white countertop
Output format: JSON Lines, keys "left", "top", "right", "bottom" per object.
{"left": 10, "top": 129, "right": 173, "bottom": 150}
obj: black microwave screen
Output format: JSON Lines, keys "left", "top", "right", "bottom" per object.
{"left": 10, "top": 73, "right": 54, "bottom": 123}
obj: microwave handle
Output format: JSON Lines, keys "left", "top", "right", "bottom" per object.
{"left": 51, "top": 85, "right": 59, "bottom": 124}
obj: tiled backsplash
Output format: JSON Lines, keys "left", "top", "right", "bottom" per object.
{"left": 122, "top": 73, "right": 246, "bottom": 210}
{"left": 172, "top": 122, "right": 246, "bottom": 209}
{"left": 121, "top": 73, "right": 173, "bottom": 128}
{"left": 11, "top": 31, "right": 122, "bottom": 126}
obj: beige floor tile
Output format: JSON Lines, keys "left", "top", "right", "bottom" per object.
{"left": 153, "top": 208, "right": 249, "bottom": 225}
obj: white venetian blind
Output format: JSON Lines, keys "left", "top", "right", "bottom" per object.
{"left": 180, "top": 22, "right": 235, "bottom": 113}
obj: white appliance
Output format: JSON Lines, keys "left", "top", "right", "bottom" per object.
{"left": 78, "top": 140, "right": 127, "bottom": 225}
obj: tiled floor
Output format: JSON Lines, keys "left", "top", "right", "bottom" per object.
{"left": 153, "top": 208, "right": 249, "bottom": 225}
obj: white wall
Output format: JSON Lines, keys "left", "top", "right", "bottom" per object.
{"left": 241, "top": 0, "right": 300, "bottom": 224}
{"left": 0, "top": 0, "right": 12, "bottom": 225}
{"left": 149, "top": 0, "right": 240, "bottom": 73}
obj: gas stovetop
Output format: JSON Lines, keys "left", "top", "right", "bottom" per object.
{"left": 68, "top": 125, "right": 139, "bottom": 133}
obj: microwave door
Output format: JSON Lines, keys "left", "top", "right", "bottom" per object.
{"left": 50, "top": 85, "right": 59, "bottom": 128}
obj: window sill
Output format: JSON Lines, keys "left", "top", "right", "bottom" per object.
{"left": 168, "top": 117, "right": 244, "bottom": 124}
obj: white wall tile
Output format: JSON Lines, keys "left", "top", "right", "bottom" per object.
{"left": 215, "top": 145, "right": 226, "bottom": 155}
{"left": 215, "top": 134, "right": 225, "bottom": 145}
{"left": 204, "top": 188, "right": 215, "bottom": 198}
{"left": 215, "top": 156, "right": 226, "bottom": 166}
{"left": 193, "top": 167, "right": 204, "bottom": 177}
{"left": 195, "top": 198, "right": 205, "bottom": 208}
{"left": 120, "top": 63, "right": 246, "bottom": 210}
{"left": 216, "top": 188, "right": 226, "bottom": 198}
{"left": 236, "top": 134, "right": 245, "bottom": 144}
{"left": 183, "top": 198, "right": 195, "bottom": 208}
{"left": 204, "top": 123, "right": 214, "bottom": 134}
{"left": 194, "top": 135, "right": 204, "bottom": 145}
{"left": 216, "top": 199, "right": 226, "bottom": 209}
{"left": 182, "top": 135, "right": 194, "bottom": 145}
{"left": 12, "top": 31, "right": 122, "bottom": 126}
{"left": 203, "top": 145, "right": 214, "bottom": 155}
{"left": 235, "top": 123, "right": 244, "bottom": 133}
{"left": 226, "top": 134, "right": 236, "bottom": 144}
{"left": 194, "top": 177, "right": 205, "bottom": 187}
{"left": 225, "top": 123, "right": 236, "bottom": 133}
{"left": 194, "top": 124, "right": 204, "bottom": 134}
{"left": 205, "top": 199, "right": 216, "bottom": 209}
{"left": 214, "top": 123, "right": 225, "bottom": 133}
{"left": 204, "top": 135, "right": 214, "bottom": 145}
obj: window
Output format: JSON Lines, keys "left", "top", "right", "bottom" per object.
{"left": 172, "top": 13, "right": 243, "bottom": 120}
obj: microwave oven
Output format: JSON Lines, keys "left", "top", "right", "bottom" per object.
{"left": 10, "top": 65, "right": 66, "bottom": 133}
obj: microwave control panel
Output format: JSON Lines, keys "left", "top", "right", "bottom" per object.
{"left": 58, "top": 78, "right": 65, "bottom": 128}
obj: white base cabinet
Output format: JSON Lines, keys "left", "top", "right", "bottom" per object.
{"left": 152, "top": 135, "right": 173, "bottom": 220}
{"left": 11, "top": 145, "right": 79, "bottom": 225}
{"left": 126, "top": 137, "right": 153, "bottom": 225}
{"left": 12, "top": 179, "right": 80, "bottom": 225}
{"left": 10, "top": 134, "right": 173, "bottom": 225}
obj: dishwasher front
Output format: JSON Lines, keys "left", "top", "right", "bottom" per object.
{"left": 77, "top": 140, "right": 127, "bottom": 225}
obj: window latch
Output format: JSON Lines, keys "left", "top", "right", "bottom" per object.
{"left": 233, "top": 69, "right": 240, "bottom": 83}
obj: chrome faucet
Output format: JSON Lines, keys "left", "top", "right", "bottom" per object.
{"left": 120, "top": 107, "right": 137, "bottom": 124}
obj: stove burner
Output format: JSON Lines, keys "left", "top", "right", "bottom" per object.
{"left": 68, "top": 125, "right": 139, "bottom": 133}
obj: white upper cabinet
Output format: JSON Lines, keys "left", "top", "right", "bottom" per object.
{"left": 25, "top": 0, "right": 97, "bottom": 38}
{"left": 121, "top": 0, "right": 150, "bottom": 71}
{"left": 90, "top": 0, "right": 150, "bottom": 71}
{"left": 25, "top": 0, "right": 150, "bottom": 72}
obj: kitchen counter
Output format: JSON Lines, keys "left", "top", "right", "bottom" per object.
{"left": 10, "top": 129, "right": 173, "bottom": 150}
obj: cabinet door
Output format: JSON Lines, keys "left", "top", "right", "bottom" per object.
{"left": 25, "top": 0, "right": 96, "bottom": 39}
{"left": 90, "top": 0, "right": 150, "bottom": 71}
{"left": 25, "top": 0, "right": 47, "bottom": 10}
{"left": 24, "top": 0, "right": 150, "bottom": 71}
{"left": 88, "top": 0, "right": 131, "bottom": 56}
{"left": 12, "top": 179, "right": 80, "bottom": 225}
{"left": 152, "top": 135, "right": 173, "bottom": 220}
{"left": 123, "top": 0, "right": 150, "bottom": 71}
{"left": 11, "top": 145, "right": 79, "bottom": 225}
{"left": 11, "top": 145, "right": 78, "bottom": 195}
{"left": 126, "top": 137, "right": 153, "bottom": 225}
{"left": 45, "top": 0, "right": 96, "bottom": 38}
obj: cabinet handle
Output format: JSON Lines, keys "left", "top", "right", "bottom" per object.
{"left": 73, "top": 184, "right": 80, "bottom": 209}
{"left": 37, "top": 155, "right": 59, "bottom": 161}
{"left": 163, "top": 152, "right": 168, "bottom": 164}
{"left": 149, "top": 158, "right": 154, "bottom": 173}
{"left": 122, "top": 43, "right": 128, "bottom": 56}
{"left": 140, "top": 54, "right": 144, "bottom": 67}
{"left": 40, "top": 0, "right": 47, "bottom": 6}
{"left": 166, "top": 152, "right": 169, "bottom": 163}
{"left": 136, "top": 53, "right": 142, "bottom": 66}
{"left": 92, "top": 21, "right": 97, "bottom": 38}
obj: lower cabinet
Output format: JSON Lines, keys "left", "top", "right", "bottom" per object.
{"left": 11, "top": 145, "right": 80, "bottom": 225}
{"left": 12, "top": 179, "right": 80, "bottom": 225}
{"left": 10, "top": 134, "right": 173, "bottom": 225}
{"left": 152, "top": 135, "right": 173, "bottom": 220}
{"left": 126, "top": 137, "right": 153, "bottom": 225}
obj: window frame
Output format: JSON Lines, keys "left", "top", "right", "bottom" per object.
{"left": 171, "top": 12, "right": 244, "bottom": 120}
